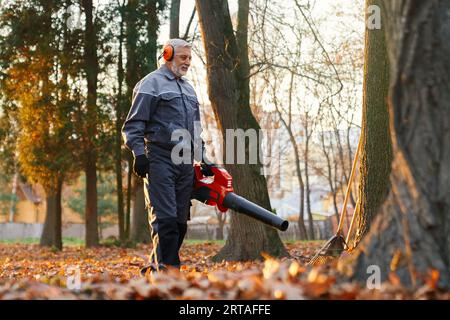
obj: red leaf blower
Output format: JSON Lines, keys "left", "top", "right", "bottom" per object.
{"left": 192, "top": 164, "right": 289, "bottom": 231}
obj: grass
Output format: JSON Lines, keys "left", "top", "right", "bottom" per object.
{"left": 0, "top": 237, "right": 84, "bottom": 246}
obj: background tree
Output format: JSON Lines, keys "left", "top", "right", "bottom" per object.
{"left": 351, "top": 0, "right": 450, "bottom": 289}
{"left": 124, "top": 0, "right": 166, "bottom": 243}
{"left": 114, "top": 0, "right": 126, "bottom": 242}
{"left": 169, "top": 0, "right": 180, "bottom": 38}
{"left": 0, "top": 1, "right": 78, "bottom": 249}
{"left": 352, "top": 0, "right": 392, "bottom": 246}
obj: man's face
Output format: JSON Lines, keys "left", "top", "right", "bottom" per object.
{"left": 167, "top": 46, "right": 192, "bottom": 78}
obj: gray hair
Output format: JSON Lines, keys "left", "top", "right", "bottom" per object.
{"left": 166, "top": 38, "right": 192, "bottom": 50}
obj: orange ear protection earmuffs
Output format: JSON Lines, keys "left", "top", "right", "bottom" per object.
{"left": 159, "top": 44, "right": 174, "bottom": 61}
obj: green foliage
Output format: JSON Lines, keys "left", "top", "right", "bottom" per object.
{"left": 0, "top": 1, "right": 80, "bottom": 193}
{"left": 0, "top": 103, "right": 18, "bottom": 176}
{"left": 0, "top": 194, "right": 17, "bottom": 217}
{"left": 0, "top": 172, "right": 14, "bottom": 216}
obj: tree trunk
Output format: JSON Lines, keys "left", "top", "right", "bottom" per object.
{"left": 351, "top": 0, "right": 450, "bottom": 289}
{"left": 145, "top": 0, "right": 158, "bottom": 71}
{"left": 304, "top": 122, "right": 315, "bottom": 240}
{"left": 116, "top": 0, "right": 126, "bottom": 242}
{"left": 85, "top": 158, "right": 99, "bottom": 246}
{"left": 297, "top": 180, "right": 308, "bottom": 240}
{"left": 124, "top": 0, "right": 141, "bottom": 241}
{"left": 82, "top": 0, "right": 99, "bottom": 247}
{"left": 321, "top": 132, "right": 340, "bottom": 222}
{"left": 124, "top": 0, "right": 159, "bottom": 242}
{"left": 8, "top": 171, "right": 18, "bottom": 223}
{"left": 40, "top": 179, "right": 63, "bottom": 250}
{"left": 125, "top": 155, "right": 132, "bottom": 239}
{"left": 216, "top": 225, "right": 224, "bottom": 241}
{"left": 272, "top": 72, "right": 308, "bottom": 240}
{"left": 169, "top": 0, "right": 180, "bottom": 38}
{"left": 215, "top": 208, "right": 225, "bottom": 240}
{"left": 196, "top": 0, "right": 288, "bottom": 261}
{"left": 355, "top": 0, "right": 392, "bottom": 245}
{"left": 125, "top": 0, "right": 160, "bottom": 241}
{"left": 125, "top": 0, "right": 138, "bottom": 95}
{"left": 131, "top": 177, "right": 151, "bottom": 243}
{"left": 335, "top": 126, "right": 356, "bottom": 208}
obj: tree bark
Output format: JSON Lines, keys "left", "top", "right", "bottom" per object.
{"left": 145, "top": 0, "right": 158, "bottom": 71}
{"left": 334, "top": 125, "right": 356, "bottom": 208}
{"left": 320, "top": 132, "right": 340, "bottom": 222}
{"left": 351, "top": 0, "right": 450, "bottom": 289}
{"left": 169, "top": 0, "right": 180, "bottom": 38}
{"left": 196, "top": 0, "right": 288, "bottom": 261}
{"left": 304, "top": 117, "right": 315, "bottom": 240}
{"left": 355, "top": 0, "right": 392, "bottom": 245}
{"left": 116, "top": 0, "right": 126, "bottom": 242}
{"left": 215, "top": 208, "right": 225, "bottom": 240}
{"left": 124, "top": 0, "right": 142, "bottom": 240}
{"left": 82, "top": 0, "right": 99, "bottom": 247}
{"left": 216, "top": 225, "right": 224, "bottom": 241}
{"left": 131, "top": 177, "right": 151, "bottom": 243}
{"left": 125, "top": 156, "right": 132, "bottom": 238}
{"left": 85, "top": 158, "right": 99, "bottom": 246}
{"left": 40, "top": 179, "right": 63, "bottom": 250}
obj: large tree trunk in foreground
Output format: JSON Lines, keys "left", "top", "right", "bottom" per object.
{"left": 354, "top": 0, "right": 393, "bottom": 245}
{"left": 196, "top": 0, "right": 287, "bottom": 261}
{"left": 40, "top": 179, "right": 63, "bottom": 250}
{"left": 351, "top": 0, "right": 450, "bottom": 289}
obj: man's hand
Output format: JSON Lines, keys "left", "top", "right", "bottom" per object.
{"left": 133, "top": 154, "right": 149, "bottom": 178}
{"left": 200, "top": 162, "right": 216, "bottom": 177}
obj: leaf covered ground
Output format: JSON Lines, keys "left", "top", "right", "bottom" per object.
{"left": 0, "top": 241, "right": 448, "bottom": 300}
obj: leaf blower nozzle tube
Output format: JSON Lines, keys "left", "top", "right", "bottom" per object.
{"left": 222, "top": 192, "right": 289, "bottom": 231}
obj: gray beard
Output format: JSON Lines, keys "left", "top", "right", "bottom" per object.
{"left": 170, "top": 63, "right": 186, "bottom": 78}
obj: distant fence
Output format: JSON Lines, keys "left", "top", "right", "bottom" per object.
{"left": 0, "top": 223, "right": 43, "bottom": 239}
{"left": 1, "top": 220, "right": 333, "bottom": 241}
{"left": 0, "top": 223, "right": 118, "bottom": 240}
{"left": 186, "top": 220, "right": 333, "bottom": 241}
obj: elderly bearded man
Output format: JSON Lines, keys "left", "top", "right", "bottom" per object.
{"left": 122, "top": 38, "right": 213, "bottom": 274}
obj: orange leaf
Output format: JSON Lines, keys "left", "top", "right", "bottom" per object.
{"left": 426, "top": 269, "right": 440, "bottom": 289}
{"left": 389, "top": 272, "right": 401, "bottom": 286}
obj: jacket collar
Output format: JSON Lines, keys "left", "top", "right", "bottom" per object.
{"left": 160, "top": 64, "right": 185, "bottom": 82}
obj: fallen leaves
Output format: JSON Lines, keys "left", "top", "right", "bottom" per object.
{"left": 0, "top": 242, "right": 448, "bottom": 300}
